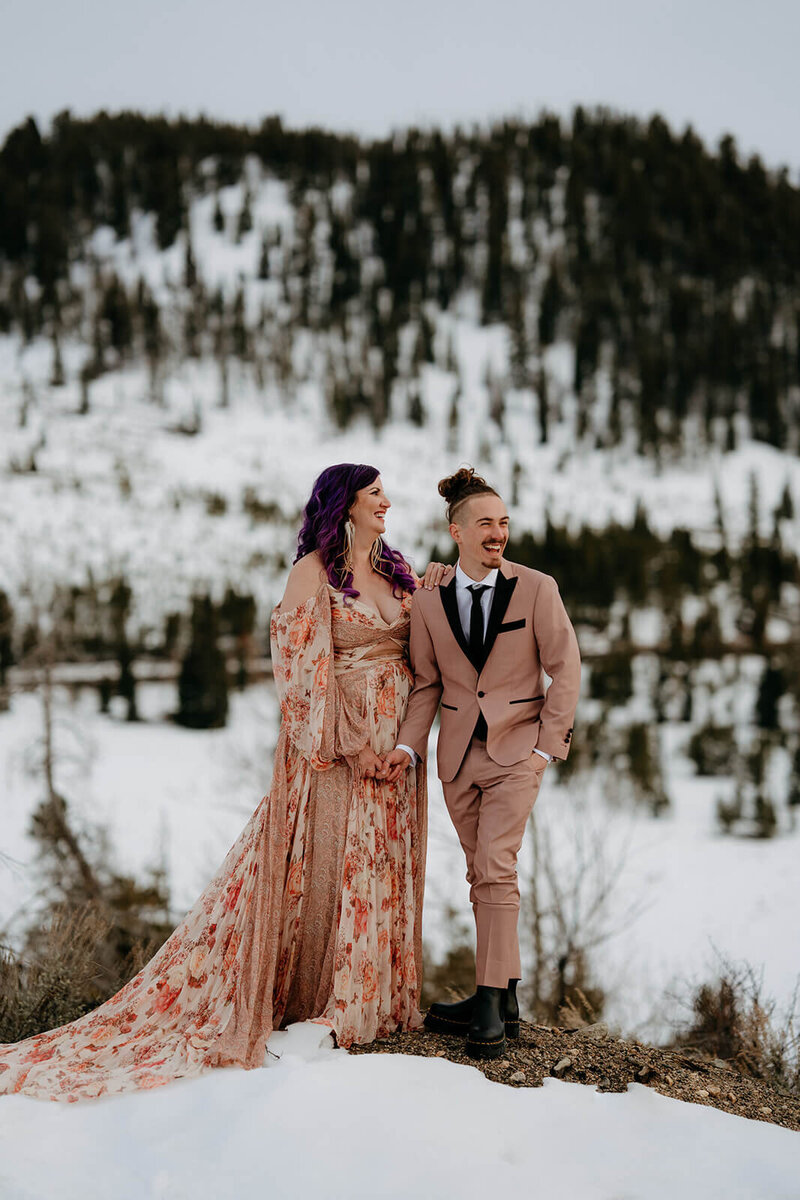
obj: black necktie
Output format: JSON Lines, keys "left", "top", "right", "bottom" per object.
{"left": 468, "top": 584, "right": 488, "bottom": 663}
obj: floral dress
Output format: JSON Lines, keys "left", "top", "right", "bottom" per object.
{"left": 0, "top": 581, "right": 427, "bottom": 1102}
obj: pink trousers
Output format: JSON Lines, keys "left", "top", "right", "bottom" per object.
{"left": 442, "top": 738, "right": 546, "bottom": 988}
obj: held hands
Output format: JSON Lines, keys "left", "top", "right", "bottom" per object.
{"left": 382, "top": 748, "right": 412, "bottom": 783}
{"left": 350, "top": 747, "right": 413, "bottom": 782}
{"left": 352, "top": 747, "right": 390, "bottom": 779}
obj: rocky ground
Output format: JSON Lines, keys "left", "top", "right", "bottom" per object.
{"left": 350, "top": 1021, "right": 800, "bottom": 1132}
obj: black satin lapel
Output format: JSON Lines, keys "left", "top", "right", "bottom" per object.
{"left": 439, "top": 578, "right": 479, "bottom": 670}
{"left": 480, "top": 573, "right": 518, "bottom": 670}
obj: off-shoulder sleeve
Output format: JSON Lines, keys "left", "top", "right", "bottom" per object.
{"left": 269, "top": 584, "right": 339, "bottom": 770}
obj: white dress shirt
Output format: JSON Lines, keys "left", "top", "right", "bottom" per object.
{"left": 396, "top": 561, "right": 551, "bottom": 766}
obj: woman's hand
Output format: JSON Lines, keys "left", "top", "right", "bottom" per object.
{"left": 421, "top": 561, "right": 453, "bottom": 590}
{"left": 350, "top": 747, "right": 388, "bottom": 779}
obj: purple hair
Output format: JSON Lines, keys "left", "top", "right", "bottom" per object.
{"left": 295, "top": 464, "right": 417, "bottom": 602}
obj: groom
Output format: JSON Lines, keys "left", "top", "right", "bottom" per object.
{"left": 384, "top": 468, "right": 581, "bottom": 1058}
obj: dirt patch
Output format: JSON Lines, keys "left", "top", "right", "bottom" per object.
{"left": 349, "top": 1020, "right": 800, "bottom": 1131}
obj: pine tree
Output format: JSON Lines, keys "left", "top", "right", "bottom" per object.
{"left": 49, "top": 332, "right": 65, "bottom": 387}
{"left": 538, "top": 266, "right": 562, "bottom": 347}
{"left": 713, "top": 482, "right": 726, "bottom": 545}
{"left": 447, "top": 386, "right": 460, "bottom": 453}
{"left": 0, "top": 590, "right": 13, "bottom": 712}
{"left": 184, "top": 236, "right": 197, "bottom": 289}
{"left": 139, "top": 285, "right": 163, "bottom": 402}
{"left": 153, "top": 155, "right": 185, "bottom": 250}
{"left": 574, "top": 309, "right": 599, "bottom": 395}
{"left": 218, "top": 351, "right": 230, "bottom": 409}
{"left": 184, "top": 298, "right": 201, "bottom": 359}
{"left": 408, "top": 389, "right": 424, "bottom": 426}
{"left": 749, "top": 367, "right": 785, "bottom": 448}
{"left": 236, "top": 190, "right": 253, "bottom": 242}
{"left": 756, "top": 663, "right": 785, "bottom": 730}
{"left": 258, "top": 236, "right": 270, "bottom": 280}
{"left": 724, "top": 416, "right": 737, "bottom": 453}
{"left": 109, "top": 577, "right": 138, "bottom": 722}
{"left": 489, "top": 383, "right": 505, "bottom": 430}
{"left": 776, "top": 481, "right": 794, "bottom": 521}
{"left": 329, "top": 214, "right": 359, "bottom": 312}
{"left": 176, "top": 596, "right": 229, "bottom": 729}
{"left": 219, "top": 588, "right": 256, "bottom": 689}
{"left": 608, "top": 375, "right": 622, "bottom": 447}
{"left": 787, "top": 745, "right": 800, "bottom": 808}
{"left": 747, "top": 471, "right": 761, "bottom": 547}
{"left": 231, "top": 287, "right": 249, "bottom": 360}
{"left": 213, "top": 194, "right": 225, "bottom": 234}
{"left": 626, "top": 723, "right": 669, "bottom": 816}
{"left": 508, "top": 274, "right": 529, "bottom": 388}
{"left": 100, "top": 275, "right": 133, "bottom": 358}
{"left": 753, "top": 793, "right": 778, "bottom": 839}
{"left": 537, "top": 370, "right": 549, "bottom": 443}
{"left": 419, "top": 309, "right": 436, "bottom": 364}
{"left": 78, "top": 363, "right": 91, "bottom": 415}
{"left": 109, "top": 157, "right": 130, "bottom": 240}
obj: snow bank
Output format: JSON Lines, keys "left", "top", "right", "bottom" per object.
{"left": 0, "top": 1023, "right": 797, "bottom": 1200}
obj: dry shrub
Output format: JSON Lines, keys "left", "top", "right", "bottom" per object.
{"left": 674, "top": 959, "right": 800, "bottom": 1096}
{"left": 0, "top": 895, "right": 170, "bottom": 1046}
{"left": 421, "top": 940, "right": 475, "bottom": 1008}
{"left": 0, "top": 904, "right": 111, "bottom": 1043}
{"left": 550, "top": 954, "right": 605, "bottom": 1030}
{"left": 1, "top": 796, "right": 174, "bottom": 1045}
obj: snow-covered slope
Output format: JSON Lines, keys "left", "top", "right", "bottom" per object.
{"left": 2, "top": 168, "right": 800, "bottom": 634}
{"left": 1, "top": 1024, "right": 798, "bottom": 1200}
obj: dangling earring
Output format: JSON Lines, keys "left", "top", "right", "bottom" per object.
{"left": 370, "top": 536, "right": 383, "bottom": 572}
{"left": 341, "top": 518, "right": 355, "bottom": 578}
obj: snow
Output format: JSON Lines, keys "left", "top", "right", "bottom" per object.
{"left": 0, "top": 683, "right": 279, "bottom": 932}
{"left": 4, "top": 295, "right": 800, "bottom": 637}
{"left": 0, "top": 1023, "right": 798, "bottom": 1200}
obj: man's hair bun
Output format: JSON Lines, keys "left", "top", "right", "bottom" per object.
{"left": 438, "top": 467, "right": 478, "bottom": 504}
{"left": 438, "top": 466, "right": 499, "bottom": 523}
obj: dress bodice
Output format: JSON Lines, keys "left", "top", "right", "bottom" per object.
{"left": 328, "top": 585, "right": 412, "bottom": 676}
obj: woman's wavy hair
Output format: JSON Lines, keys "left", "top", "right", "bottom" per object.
{"left": 294, "top": 464, "right": 416, "bottom": 602}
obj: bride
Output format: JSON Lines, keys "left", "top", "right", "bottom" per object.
{"left": 0, "top": 463, "right": 446, "bottom": 1102}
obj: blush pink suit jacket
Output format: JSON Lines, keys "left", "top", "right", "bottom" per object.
{"left": 397, "top": 559, "right": 581, "bottom": 783}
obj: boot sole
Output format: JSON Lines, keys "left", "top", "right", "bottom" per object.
{"left": 424, "top": 1012, "right": 520, "bottom": 1039}
{"left": 465, "top": 1034, "right": 507, "bottom": 1060}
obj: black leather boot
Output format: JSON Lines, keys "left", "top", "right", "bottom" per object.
{"left": 424, "top": 981, "right": 520, "bottom": 1038}
{"left": 504, "top": 978, "right": 520, "bottom": 1039}
{"left": 466, "top": 986, "right": 506, "bottom": 1059}
{"left": 424, "top": 993, "right": 477, "bottom": 1035}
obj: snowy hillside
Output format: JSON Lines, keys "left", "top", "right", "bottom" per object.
{"left": 2, "top": 138, "right": 800, "bottom": 636}
{"left": 1, "top": 1024, "right": 799, "bottom": 1200}
{"left": 3, "top": 315, "right": 800, "bottom": 637}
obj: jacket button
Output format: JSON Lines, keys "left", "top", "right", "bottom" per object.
{"left": 477, "top": 691, "right": 485, "bottom": 698}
